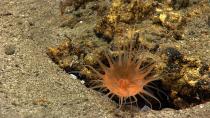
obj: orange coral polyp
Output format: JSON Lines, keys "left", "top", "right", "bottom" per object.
{"left": 103, "top": 63, "right": 145, "bottom": 97}
{"left": 88, "top": 44, "right": 159, "bottom": 106}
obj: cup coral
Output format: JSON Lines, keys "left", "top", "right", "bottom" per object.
{"left": 86, "top": 42, "right": 161, "bottom": 108}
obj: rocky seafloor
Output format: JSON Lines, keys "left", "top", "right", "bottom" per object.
{"left": 0, "top": 0, "right": 210, "bottom": 118}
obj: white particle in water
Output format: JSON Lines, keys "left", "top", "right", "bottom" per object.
{"left": 80, "top": 80, "right": 85, "bottom": 84}
{"left": 70, "top": 74, "right": 77, "bottom": 80}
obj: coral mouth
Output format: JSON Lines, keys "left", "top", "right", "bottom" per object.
{"left": 104, "top": 78, "right": 142, "bottom": 97}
